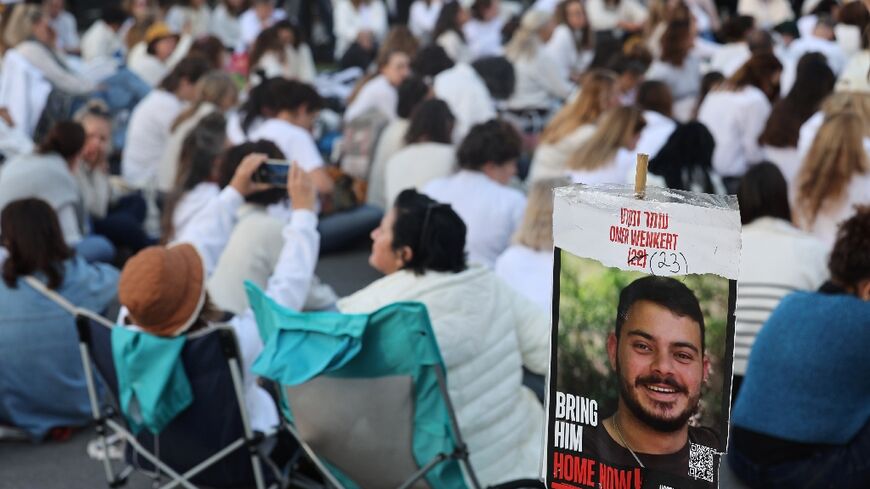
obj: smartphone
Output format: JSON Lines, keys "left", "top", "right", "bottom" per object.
{"left": 252, "top": 159, "right": 290, "bottom": 186}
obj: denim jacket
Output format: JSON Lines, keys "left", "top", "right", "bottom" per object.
{"left": 0, "top": 256, "right": 118, "bottom": 439}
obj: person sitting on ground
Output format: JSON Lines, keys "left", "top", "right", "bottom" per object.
{"left": 166, "top": 0, "right": 212, "bottom": 38}
{"left": 385, "top": 98, "right": 456, "bottom": 205}
{"left": 645, "top": 17, "right": 702, "bottom": 103}
{"left": 231, "top": 78, "right": 334, "bottom": 195}
{"left": 433, "top": 0, "right": 472, "bottom": 63}
{"left": 120, "top": 153, "right": 320, "bottom": 435}
{"left": 0, "top": 199, "right": 119, "bottom": 441}
{"left": 81, "top": 5, "right": 128, "bottom": 62}
{"left": 74, "top": 103, "right": 154, "bottom": 256}
{"left": 433, "top": 55, "right": 516, "bottom": 141}
{"left": 0, "top": 121, "right": 115, "bottom": 264}
{"left": 367, "top": 75, "right": 431, "bottom": 209}
{"left": 423, "top": 119, "right": 525, "bottom": 267}
{"left": 565, "top": 105, "right": 646, "bottom": 185}
{"left": 759, "top": 53, "right": 835, "bottom": 188}
{"left": 43, "top": 0, "right": 79, "bottom": 54}
{"left": 495, "top": 177, "right": 568, "bottom": 312}
{"left": 633, "top": 80, "right": 677, "bottom": 160}
{"left": 343, "top": 49, "right": 412, "bottom": 123}
{"left": 338, "top": 188, "right": 549, "bottom": 486}
{"left": 128, "top": 21, "right": 195, "bottom": 87}
{"left": 697, "top": 52, "right": 783, "bottom": 191}
{"left": 504, "top": 9, "right": 573, "bottom": 115}
{"left": 248, "top": 20, "right": 317, "bottom": 85}
{"left": 238, "top": 0, "right": 287, "bottom": 52}
{"left": 208, "top": 141, "right": 338, "bottom": 315}
{"left": 158, "top": 71, "right": 239, "bottom": 193}
{"left": 793, "top": 111, "right": 870, "bottom": 248}
{"left": 333, "top": 0, "right": 389, "bottom": 70}
{"left": 529, "top": 69, "right": 619, "bottom": 182}
{"left": 729, "top": 206, "right": 870, "bottom": 489}
{"left": 161, "top": 113, "right": 227, "bottom": 243}
{"left": 463, "top": 0, "right": 505, "bottom": 59}
{"left": 545, "top": 0, "right": 594, "bottom": 84}
{"left": 209, "top": 0, "right": 247, "bottom": 50}
{"left": 122, "top": 56, "right": 211, "bottom": 190}
{"left": 708, "top": 15, "right": 754, "bottom": 77}
{"left": 732, "top": 162, "right": 828, "bottom": 397}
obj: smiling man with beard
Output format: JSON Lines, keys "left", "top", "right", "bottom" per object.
{"left": 582, "top": 275, "right": 720, "bottom": 486}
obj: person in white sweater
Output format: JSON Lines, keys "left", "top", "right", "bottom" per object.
{"left": 564, "top": 105, "right": 645, "bottom": 185}
{"left": 166, "top": 0, "right": 212, "bottom": 38}
{"left": 759, "top": 53, "right": 835, "bottom": 188}
{"left": 208, "top": 141, "right": 337, "bottom": 315}
{"left": 333, "top": 0, "right": 389, "bottom": 62}
{"left": 44, "top": 0, "right": 79, "bottom": 54}
{"left": 128, "top": 22, "right": 194, "bottom": 87}
{"left": 248, "top": 20, "right": 317, "bottom": 85}
{"left": 433, "top": 56, "right": 515, "bottom": 142}
{"left": 793, "top": 111, "right": 870, "bottom": 248}
{"left": 338, "top": 188, "right": 548, "bottom": 486}
{"left": 634, "top": 80, "right": 677, "bottom": 160}
{"left": 158, "top": 71, "right": 239, "bottom": 193}
{"left": 544, "top": 0, "right": 594, "bottom": 84}
{"left": 161, "top": 113, "right": 228, "bottom": 243}
{"left": 495, "top": 177, "right": 568, "bottom": 312}
{"left": 645, "top": 18, "right": 702, "bottom": 102}
{"left": 423, "top": 119, "right": 526, "bottom": 268}
{"left": 463, "top": 0, "right": 505, "bottom": 59}
{"left": 433, "top": 1, "right": 473, "bottom": 63}
{"left": 737, "top": 0, "right": 793, "bottom": 29}
{"left": 504, "top": 9, "right": 573, "bottom": 112}
{"left": 237, "top": 0, "right": 287, "bottom": 52}
{"left": 697, "top": 52, "right": 783, "bottom": 189}
{"left": 80, "top": 6, "right": 127, "bottom": 62}
{"left": 209, "top": 0, "right": 246, "bottom": 49}
{"left": 122, "top": 56, "right": 211, "bottom": 190}
{"left": 409, "top": 0, "right": 444, "bottom": 42}
{"left": 585, "top": 0, "right": 648, "bottom": 33}
{"left": 385, "top": 98, "right": 456, "bottom": 205}
{"left": 367, "top": 75, "right": 431, "bottom": 209}
{"left": 343, "top": 50, "right": 411, "bottom": 122}
{"left": 732, "top": 162, "right": 828, "bottom": 394}
{"left": 529, "top": 69, "right": 619, "bottom": 182}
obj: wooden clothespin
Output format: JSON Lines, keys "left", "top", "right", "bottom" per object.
{"left": 634, "top": 153, "right": 649, "bottom": 199}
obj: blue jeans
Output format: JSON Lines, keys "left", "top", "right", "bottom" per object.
{"left": 74, "top": 235, "right": 116, "bottom": 264}
{"left": 92, "top": 193, "right": 155, "bottom": 253}
{"left": 92, "top": 68, "right": 151, "bottom": 150}
{"left": 318, "top": 204, "right": 383, "bottom": 254}
{"left": 728, "top": 421, "right": 870, "bottom": 489}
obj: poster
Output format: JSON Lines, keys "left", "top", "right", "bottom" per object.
{"left": 545, "top": 184, "right": 740, "bottom": 489}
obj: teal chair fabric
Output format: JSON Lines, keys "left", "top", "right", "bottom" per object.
{"left": 246, "top": 282, "right": 468, "bottom": 489}
{"left": 111, "top": 327, "right": 192, "bottom": 435}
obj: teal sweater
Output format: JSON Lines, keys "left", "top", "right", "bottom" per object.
{"left": 733, "top": 289, "right": 870, "bottom": 444}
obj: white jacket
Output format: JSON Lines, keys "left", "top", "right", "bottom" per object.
{"left": 338, "top": 266, "right": 549, "bottom": 486}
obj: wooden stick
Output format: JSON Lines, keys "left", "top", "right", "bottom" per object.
{"left": 635, "top": 153, "right": 649, "bottom": 199}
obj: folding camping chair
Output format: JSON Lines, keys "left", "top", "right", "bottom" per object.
{"left": 72, "top": 312, "right": 288, "bottom": 489}
{"left": 246, "top": 291, "right": 545, "bottom": 489}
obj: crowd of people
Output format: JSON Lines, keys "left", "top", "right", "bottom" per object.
{"left": 0, "top": 0, "right": 867, "bottom": 487}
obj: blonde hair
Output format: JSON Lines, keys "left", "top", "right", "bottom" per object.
{"left": 567, "top": 106, "right": 645, "bottom": 171}
{"left": 505, "top": 9, "right": 552, "bottom": 61}
{"left": 171, "top": 71, "right": 238, "bottom": 131}
{"left": 514, "top": 177, "right": 570, "bottom": 250}
{"left": 820, "top": 92, "right": 870, "bottom": 139}
{"left": 796, "top": 111, "right": 869, "bottom": 227}
{"left": 540, "top": 69, "right": 617, "bottom": 145}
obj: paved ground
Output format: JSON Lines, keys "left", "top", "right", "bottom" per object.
{"left": 0, "top": 245, "right": 750, "bottom": 489}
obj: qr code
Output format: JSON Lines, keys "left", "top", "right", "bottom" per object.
{"left": 688, "top": 442, "right": 716, "bottom": 482}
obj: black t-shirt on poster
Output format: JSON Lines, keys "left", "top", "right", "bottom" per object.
{"left": 580, "top": 422, "right": 721, "bottom": 489}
